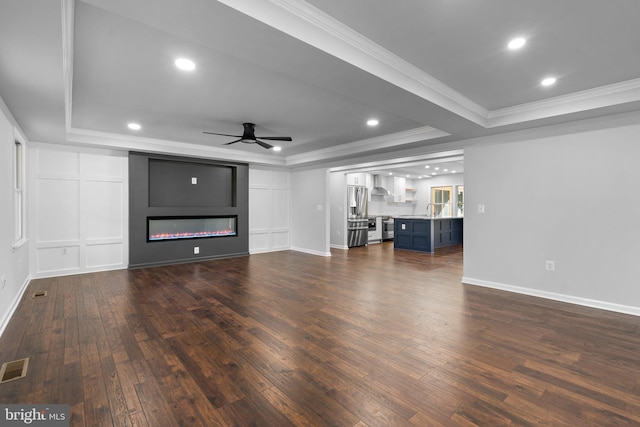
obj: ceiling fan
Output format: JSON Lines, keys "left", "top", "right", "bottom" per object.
{"left": 203, "top": 122, "right": 292, "bottom": 149}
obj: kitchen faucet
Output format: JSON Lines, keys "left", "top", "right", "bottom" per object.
{"left": 425, "top": 203, "right": 434, "bottom": 218}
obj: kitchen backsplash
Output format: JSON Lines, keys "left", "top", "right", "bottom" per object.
{"left": 368, "top": 198, "right": 415, "bottom": 217}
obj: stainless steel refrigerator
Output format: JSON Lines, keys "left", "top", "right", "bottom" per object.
{"left": 347, "top": 185, "right": 368, "bottom": 247}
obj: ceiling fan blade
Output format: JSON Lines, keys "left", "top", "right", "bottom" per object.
{"left": 224, "top": 138, "right": 243, "bottom": 145}
{"left": 203, "top": 131, "right": 242, "bottom": 138}
{"left": 256, "top": 136, "right": 292, "bottom": 141}
{"left": 255, "top": 140, "right": 274, "bottom": 149}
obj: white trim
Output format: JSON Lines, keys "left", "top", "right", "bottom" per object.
{"left": 291, "top": 246, "right": 331, "bottom": 257}
{"left": 217, "top": 0, "right": 640, "bottom": 132}
{"left": 66, "top": 127, "right": 287, "bottom": 166}
{"left": 13, "top": 130, "right": 27, "bottom": 247}
{"left": 217, "top": 0, "right": 487, "bottom": 126}
{"left": 487, "top": 78, "right": 640, "bottom": 127}
{"left": 461, "top": 277, "right": 640, "bottom": 317}
{"left": 61, "top": 0, "right": 74, "bottom": 131}
{"left": 328, "top": 150, "right": 464, "bottom": 174}
{"left": 56, "top": 0, "right": 640, "bottom": 167}
{"left": 330, "top": 244, "right": 348, "bottom": 250}
{"left": 0, "top": 275, "right": 31, "bottom": 338}
{"left": 286, "top": 126, "right": 450, "bottom": 166}
{"left": 249, "top": 247, "right": 290, "bottom": 255}
{"left": 31, "top": 265, "right": 126, "bottom": 280}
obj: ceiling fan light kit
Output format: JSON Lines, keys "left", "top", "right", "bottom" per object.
{"left": 203, "top": 122, "right": 292, "bottom": 150}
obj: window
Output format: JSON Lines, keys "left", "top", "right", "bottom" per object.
{"left": 431, "top": 186, "right": 453, "bottom": 217}
{"left": 13, "top": 136, "right": 26, "bottom": 246}
{"left": 456, "top": 185, "right": 464, "bottom": 217}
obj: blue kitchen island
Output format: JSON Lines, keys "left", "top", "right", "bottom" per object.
{"left": 394, "top": 216, "right": 463, "bottom": 253}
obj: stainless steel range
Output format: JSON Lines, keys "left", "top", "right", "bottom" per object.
{"left": 382, "top": 217, "right": 394, "bottom": 240}
{"left": 367, "top": 216, "right": 382, "bottom": 243}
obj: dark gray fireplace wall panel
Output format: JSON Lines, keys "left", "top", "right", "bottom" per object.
{"left": 148, "top": 159, "right": 235, "bottom": 207}
{"left": 129, "top": 152, "right": 249, "bottom": 268}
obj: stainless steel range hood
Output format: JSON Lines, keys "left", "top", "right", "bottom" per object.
{"left": 371, "top": 175, "right": 390, "bottom": 196}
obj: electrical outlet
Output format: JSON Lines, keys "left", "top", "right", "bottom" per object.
{"left": 61, "top": 248, "right": 68, "bottom": 255}
{"left": 477, "top": 204, "right": 485, "bottom": 214}
{"left": 545, "top": 260, "right": 555, "bottom": 271}
{"left": 194, "top": 247, "right": 200, "bottom": 254}
{"left": 1, "top": 274, "right": 6, "bottom": 290}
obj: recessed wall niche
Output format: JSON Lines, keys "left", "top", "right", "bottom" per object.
{"left": 148, "top": 159, "right": 235, "bottom": 207}
{"left": 129, "top": 152, "right": 249, "bottom": 268}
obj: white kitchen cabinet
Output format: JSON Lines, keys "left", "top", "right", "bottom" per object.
{"left": 393, "top": 176, "right": 406, "bottom": 202}
{"left": 346, "top": 173, "right": 371, "bottom": 186}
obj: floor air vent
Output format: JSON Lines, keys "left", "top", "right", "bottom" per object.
{"left": 0, "top": 358, "right": 29, "bottom": 384}
{"left": 32, "top": 290, "right": 47, "bottom": 298}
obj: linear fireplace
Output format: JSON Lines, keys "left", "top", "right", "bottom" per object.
{"left": 148, "top": 216, "right": 237, "bottom": 242}
{"left": 129, "top": 152, "right": 248, "bottom": 268}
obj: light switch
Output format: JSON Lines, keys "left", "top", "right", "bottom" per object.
{"left": 191, "top": 177, "right": 197, "bottom": 185}
{"left": 477, "top": 204, "right": 485, "bottom": 214}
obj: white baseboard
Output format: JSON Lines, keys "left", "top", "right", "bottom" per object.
{"left": 31, "top": 264, "right": 126, "bottom": 279}
{"left": 330, "top": 244, "right": 348, "bottom": 250}
{"left": 291, "top": 246, "right": 331, "bottom": 257}
{"left": 461, "top": 277, "right": 640, "bottom": 317}
{"left": 0, "top": 275, "right": 31, "bottom": 338}
{"left": 249, "top": 247, "right": 290, "bottom": 255}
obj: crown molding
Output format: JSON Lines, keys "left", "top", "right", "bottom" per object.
{"left": 217, "top": 0, "right": 487, "bottom": 126}
{"left": 285, "top": 126, "right": 450, "bottom": 166}
{"left": 328, "top": 150, "right": 464, "bottom": 174}
{"left": 58, "top": 0, "right": 640, "bottom": 165}
{"left": 66, "top": 127, "right": 288, "bottom": 166}
{"left": 488, "top": 78, "right": 640, "bottom": 127}
{"left": 64, "top": 124, "right": 448, "bottom": 169}
{"left": 218, "top": 0, "right": 640, "bottom": 131}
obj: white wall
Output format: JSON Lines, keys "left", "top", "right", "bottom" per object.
{"left": 0, "top": 99, "right": 30, "bottom": 335}
{"left": 249, "top": 166, "right": 290, "bottom": 253}
{"left": 30, "top": 143, "right": 128, "bottom": 277}
{"left": 329, "top": 171, "right": 347, "bottom": 249}
{"left": 291, "top": 168, "right": 330, "bottom": 256}
{"left": 463, "top": 121, "right": 640, "bottom": 315}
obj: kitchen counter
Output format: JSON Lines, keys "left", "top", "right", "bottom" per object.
{"left": 394, "top": 217, "right": 463, "bottom": 253}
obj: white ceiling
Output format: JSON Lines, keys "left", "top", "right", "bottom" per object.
{"left": 1, "top": 0, "right": 639, "bottom": 171}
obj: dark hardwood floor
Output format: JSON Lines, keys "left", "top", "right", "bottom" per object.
{"left": 1, "top": 242, "right": 639, "bottom": 426}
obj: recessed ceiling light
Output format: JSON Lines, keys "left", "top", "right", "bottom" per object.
{"left": 444, "top": 169, "right": 448, "bottom": 172}
{"left": 406, "top": 175, "right": 410, "bottom": 178}
{"left": 431, "top": 173, "right": 437, "bottom": 176}
{"left": 508, "top": 37, "right": 527, "bottom": 50}
{"left": 541, "top": 77, "right": 557, "bottom": 87}
{"left": 175, "top": 58, "right": 196, "bottom": 71}
{"left": 388, "top": 172, "right": 393, "bottom": 175}
{"left": 367, "top": 119, "right": 379, "bottom": 126}
{"left": 127, "top": 122, "right": 141, "bottom": 130}
{"left": 435, "top": 167, "right": 440, "bottom": 170}
{"left": 452, "top": 170, "right": 456, "bottom": 174}
{"left": 424, "top": 165, "right": 430, "bottom": 169}
{"left": 273, "top": 146, "right": 282, "bottom": 152}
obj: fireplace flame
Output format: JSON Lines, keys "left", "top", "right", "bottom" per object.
{"left": 149, "top": 229, "right": 235, "bottom": 241}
